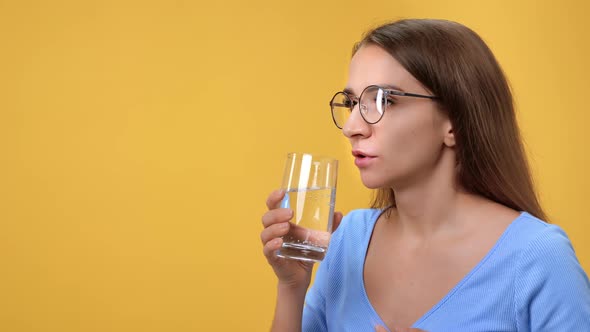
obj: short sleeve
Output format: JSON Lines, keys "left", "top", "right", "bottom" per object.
{"left": 514, "top": 224, "right": 590, "bottom": 331}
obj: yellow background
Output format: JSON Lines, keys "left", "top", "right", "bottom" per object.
{"left": 1, "top": 0, "right": 588, "bottom": 331}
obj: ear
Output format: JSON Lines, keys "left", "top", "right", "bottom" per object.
{"left": 442, "top": 120, "right": 455, "bottom": 148}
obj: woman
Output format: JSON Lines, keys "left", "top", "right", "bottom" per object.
{"left": 260, "top": 19, "right": 590, "bottom": 331}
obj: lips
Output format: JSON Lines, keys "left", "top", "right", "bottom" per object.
{"left": 352, "top": 150, "right": 377, "bottom": 168}
{"left": 352, "top": 149, "right": 376, "bottom": 158}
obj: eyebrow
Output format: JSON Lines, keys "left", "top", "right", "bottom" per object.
{"left": 343, "top": 84, "right": 406, "bottom": 96}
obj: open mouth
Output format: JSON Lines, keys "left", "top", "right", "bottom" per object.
{"left": 352, "top": 150, "right": 376, "bottom": 167}
{"left": 352, "top": 150, "right": 374, "bottom": 159}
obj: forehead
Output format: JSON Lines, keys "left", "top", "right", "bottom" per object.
{"left": 346, "top": 44, "right": 421, "bottom": 95}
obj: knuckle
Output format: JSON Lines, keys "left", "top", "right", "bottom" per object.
{"left": 260, "top": 229, "right": 273, "bottom": 244}
{"left": 261, "top": 212, "right": 274, "bottom": 226}
{"left": 262, "top": 246, "right": 270, "bottom": 258}
{"left": 266, "top": 190, "right": 281, "bottom": 208}
{"left": 262, "top": 211, "right": 278, "bottom": 226}
{"left": 260, "top": 232, "right": 265, "bottom": 244}
{"left": 261, "top": 213, "right": 268, "bottom": 226}
{"left": 266, "top": 190, "right": 283, "bottom": 209}
{"left": 263, "top": 242, "right": 275, "bottom": 257}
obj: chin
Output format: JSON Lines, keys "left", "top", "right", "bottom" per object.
{"left": 359, "top": 173, "right": 390, "bottom": 189}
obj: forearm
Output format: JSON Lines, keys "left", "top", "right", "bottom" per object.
{"left": 270, "top": 283, "right": 308, "bottom": 332}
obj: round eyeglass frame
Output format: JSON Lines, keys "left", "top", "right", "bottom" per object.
{"left": 329, "top": 85, "right": 438, "bottom": 129}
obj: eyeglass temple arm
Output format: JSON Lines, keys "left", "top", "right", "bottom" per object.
{"left": 331, "top": 102, "right": 349, "bottom": 107}
{"left": 396, "top": 91, "right": 438, "bottom": 99}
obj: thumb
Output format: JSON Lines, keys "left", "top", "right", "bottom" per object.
{"left": 332, "top": 211, "right": 343, "bottom": 232}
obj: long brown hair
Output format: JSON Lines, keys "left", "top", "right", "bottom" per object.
{"left": 354, "top": 19, "right": 547, "bottom": 221}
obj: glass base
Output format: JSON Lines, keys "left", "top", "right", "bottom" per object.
{"left": 276, "top": 242, "right": 326, "bottom": 263}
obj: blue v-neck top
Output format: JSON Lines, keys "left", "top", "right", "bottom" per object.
{"left": 302, "top": 209, "right": 590, "bottom": 331}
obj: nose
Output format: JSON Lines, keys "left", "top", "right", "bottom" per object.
{"left": 342, "top": 104, "right": 371, "bottom": 139}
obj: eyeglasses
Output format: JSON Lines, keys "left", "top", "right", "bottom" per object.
{"left": 329, "top": 85, "right": 438, "bottom": 129}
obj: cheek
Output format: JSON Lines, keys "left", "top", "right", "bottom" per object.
{"left": 378, "top": 112, "right": 444, "bottom": 167}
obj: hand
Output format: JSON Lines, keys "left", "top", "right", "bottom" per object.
{"left": 260, "top": 189, "right": 343, "bottom": 289}
{"left": 375, "top": 325, "right": 426, "bottom": 332}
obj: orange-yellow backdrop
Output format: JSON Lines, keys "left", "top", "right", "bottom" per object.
{"left": 1, "top": 0, "right": 588, "bottom": 331}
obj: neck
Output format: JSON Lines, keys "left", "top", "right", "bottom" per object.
{"left": 389, "top": 148, "right": 471, "bottom": 237}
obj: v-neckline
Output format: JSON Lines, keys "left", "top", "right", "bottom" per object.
{"left": 358, "top": 209, "right": 525, "bottom": 330}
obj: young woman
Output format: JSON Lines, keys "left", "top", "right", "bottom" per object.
{"left": 260, "top": 19, "right": 590, "bottom": 331}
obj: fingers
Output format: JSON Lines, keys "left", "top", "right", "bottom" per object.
{"left": 332, "top": 211, "right": 343, "bottom": 232}
{"left": 260, "top": 206, "right": 292, "bottom": 247}
{"left": 261, "top": 208, "right": 293, "bottom": 228}
{"left": 262, "top": 236, "right": 283, "bottom": 261}
{"left": 260, "top": 222, "right": 290, "bottom": 245}
{"left": 266, "top": 189, "right": 285, "bottom": 210}
{"left": 261, "top": 190, "right": 292, "bottom": 262}
{"left": 375, "top": 326, "right": 388, "bottom": 332}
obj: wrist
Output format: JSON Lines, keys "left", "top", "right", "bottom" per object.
{"left": 271, "top": 281, "right": 308, "bottom": 332}
{"left": 277, "top": 280, "right": 310, "bottom": 296}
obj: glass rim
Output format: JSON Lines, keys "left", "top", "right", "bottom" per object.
{"left": 286, "top": 152, "right": 339, "bottom": 163}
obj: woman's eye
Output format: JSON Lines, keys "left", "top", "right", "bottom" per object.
{"left": 386, "top": 98, "right": 396, "bottom": 106}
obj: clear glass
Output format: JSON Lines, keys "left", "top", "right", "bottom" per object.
{"left": 330, "top": 91, "right": 354, "bottom": 130}
{"left": 276, "top": 152, "right": 338, "bottom": 262}
{"left": 359, "top": 85, "right": 388, "bottom": 123}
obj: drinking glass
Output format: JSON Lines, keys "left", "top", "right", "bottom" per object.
{"left": 276, "top": 152, "right": 338, "bottom": 262}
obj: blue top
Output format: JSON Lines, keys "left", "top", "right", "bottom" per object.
{"left": 302, "top": 209, "right": 590, "bottom": 331}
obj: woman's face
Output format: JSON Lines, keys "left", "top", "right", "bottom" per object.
{"left": 343, "top": 44, "right": 453, "bottom": 190}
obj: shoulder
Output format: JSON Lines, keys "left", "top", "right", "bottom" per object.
{"left": 511, "top": 213, "right": 590, "bottom": 329}
{"left": 502, "top": 212, "right": 570, "bottom": 251}
{"left": 510, "top": 212, "right": 577, "bottom": 256}
{"left": 507, "top": 212, "right": 584, "bottom": 272}
{"left": 513, "top": 212, "right": 588, "bottom": 284}
{"left": 497, "top": 212, "right": 590, "bottom": 300}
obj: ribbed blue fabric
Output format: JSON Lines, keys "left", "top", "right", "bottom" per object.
{"left": 302, "top": 209, "right": 590, "bottom": 331}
